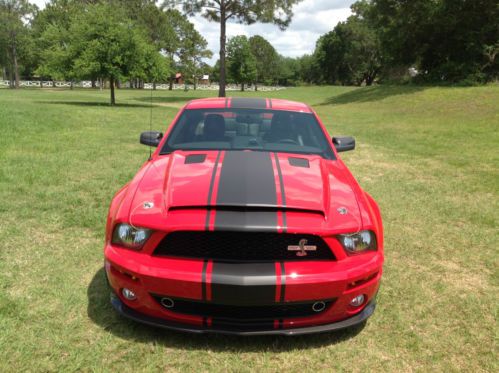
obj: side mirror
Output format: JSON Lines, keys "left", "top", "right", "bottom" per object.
{"left": 333, "top": 136, "right": 355, "bottom": 152}
{"left": 140, "top": 131, "right": 163, "bottom": 147}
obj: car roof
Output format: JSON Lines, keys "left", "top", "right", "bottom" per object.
{"left": 184, "top": 97, "right": 313, "bottom": 113}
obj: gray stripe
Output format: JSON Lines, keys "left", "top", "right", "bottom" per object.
{"left": 230, "top": 97, "right": 267, "bottom": 109}
{"left": 215, "top": 151, "right": 277, "bottom": 231}
{"left": 211, "top": 262, "right": 276, "bottom": 306}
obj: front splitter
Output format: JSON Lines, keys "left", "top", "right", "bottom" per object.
{"left": 110, "top": 294, "right": 375, "bottom": 336}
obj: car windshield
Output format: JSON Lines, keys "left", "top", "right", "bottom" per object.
{"left": 160, "top": 109, "right": 335, "bottom": 159}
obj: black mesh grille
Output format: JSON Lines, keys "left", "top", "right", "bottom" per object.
{"left": 151, "top": 295, "right": 335, "bottom": 320}
{"left": 153, "top": 231, "right": 335, "bottom": 262}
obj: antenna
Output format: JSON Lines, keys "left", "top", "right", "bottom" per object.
{"left": 148, "top": 83, "right": 153, "bottom": 161}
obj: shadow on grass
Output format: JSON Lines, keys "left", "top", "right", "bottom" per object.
{"left": 320, "top": 85, "right": 427, "bottom": 106}
{"left": 37, "top": 100, "right": 153, "bottom": 108}
{"left": 87, "top": 268, "right": 366, "bottom": 351}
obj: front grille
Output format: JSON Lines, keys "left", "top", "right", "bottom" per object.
{"left": 151, "top": 295, "right": 335, "bottom": 320}
{"left": 153, "top": 231, "right": 335, "bottom": 262}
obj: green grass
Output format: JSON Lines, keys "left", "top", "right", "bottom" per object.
{"left": 0, "top": 85, "right": 498, "bottom": 372}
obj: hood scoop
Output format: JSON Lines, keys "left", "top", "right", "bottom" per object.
{"left": 185, "top": 154, "right": 207, "bottom": 164}
{"left": 288, "top": 157, "right": 310, "bottom": 168}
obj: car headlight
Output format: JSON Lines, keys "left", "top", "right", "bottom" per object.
{"left": 112, "top": 223, "right": 152, "bottom": 250}
{"left": 337, "top": 230, "right": 377, "bottom": 255}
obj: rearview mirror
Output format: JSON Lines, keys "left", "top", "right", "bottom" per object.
{"left": 140, "top": 131, "right": 163, "bottom": 147}
{"left": 333, "top": 136, "right": 355, "bottom": 152}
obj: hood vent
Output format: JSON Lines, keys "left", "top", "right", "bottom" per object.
{"left": 185, "top": 154, "right": 207, "bottom": 164}
{"left": 288, "top": 157, "right": 310, "bottom": 168}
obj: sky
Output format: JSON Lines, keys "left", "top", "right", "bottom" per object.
{"left": 30, "top": 0, "right": 355, "bottom": 64}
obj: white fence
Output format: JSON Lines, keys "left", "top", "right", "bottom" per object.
{"left": 0, "top": 80, "right": 286, "bottom": 91}
{"left": 0, "top": 80, "right": 100, "bottom": 88}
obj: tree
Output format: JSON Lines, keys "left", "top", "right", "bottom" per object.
{"left": 226, "top": 35, "right": 256, "bottom": 91}
{"left": 157, "top": 8, "right": 212, "bottom": 90}
{"left": 167, "top": 0, "right": 303, "bottom": 97}
{"left": 249, "top": 35, "right": 279, "bottom": 88}
{"left": 314, "top": 15, "right": 381, "bottom": 86}
{"left": 355, "top": 0, "right": 499, "bottom": 83}
{"left": 275, "top": 55, "right": 300, "bottom": 86}
{"left": 0, "top": 0, "right": 37, "bottom": 88}
{"left": 69, "top": 3, "right": 163, "bottom": 105}
{"left": 173, "top": 11, "right": 212, "bottom": 89}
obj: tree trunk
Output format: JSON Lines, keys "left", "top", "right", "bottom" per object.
{"left": 8, "top": 71, "right": 12, "bottom": 88}
{"left": 169, "top": 76, "right": 174, "bottom": 90}
{"left": 153, "top": 82, "right": 156, "bottom": 90}
{"left": 241, "top": 83, "right": 245, "bottom": 92}
{"left": 255, "top": 82, "right": 258, "bottom": 91}
{"left": 40, "top": 79, "right": 43, "bottom": 88}
{"left": 12, "top": 42, "right": 20, "bottom": 89}
{"left": 70, "top": 81, "right": 74, "bottom": 90}
{"left": 91, "top": 79, "right": 96, "bottom": 88}
{"left": 110, "top": 76, "right": 116, "bottom": 106}
{"left": 218, "top": 2, "right": 227, "bottom": 97}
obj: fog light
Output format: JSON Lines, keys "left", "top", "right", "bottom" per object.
{"left": 349, "top": 294, "right": 365, "bottom": 307}
{"left": 122, "top": 288, "right": 136, "bottom": 300}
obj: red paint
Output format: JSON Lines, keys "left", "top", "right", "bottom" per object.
{"left": 104, "top": 98, "right": 384, "bottom": 333}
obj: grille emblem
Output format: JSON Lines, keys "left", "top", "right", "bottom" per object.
{"left": 287, "top": 239, "right": 317, "bottom": 257}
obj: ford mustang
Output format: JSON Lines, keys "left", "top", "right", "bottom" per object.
{"left": 104, "top": 97, "right": 383, "bottom": 335}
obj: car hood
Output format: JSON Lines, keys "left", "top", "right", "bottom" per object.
{"left": 124, "top": 150, "right": 364, "bottom": 232}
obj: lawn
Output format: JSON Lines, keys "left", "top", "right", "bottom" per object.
{"left": 0, "top": 85, "right": 497, "bottom": 372}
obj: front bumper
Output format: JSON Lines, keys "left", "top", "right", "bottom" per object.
{"left": 110, "top": 292, "right": 376, "bottom": 336}
{"left": 105, "top": 245, "right": 382, "bottom": 334}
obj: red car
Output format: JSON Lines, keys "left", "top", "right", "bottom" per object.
{"left": 104, "top": 97, "right": 383, "bottom": 335}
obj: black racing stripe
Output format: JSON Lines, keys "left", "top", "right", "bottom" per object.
{"left": 214, "top": 211, "right": 278, "bottom": 232}
{"left": 211, "top": 262, "right": 276, "bottom": 306}
{"left": 215, "top": 151, "right": 277, "bottom": 231}
{"left": 230, "top": 97, "right": 267, "bottom": 109}
{"left": 279, "top": 261, "right": 286, "bottom": 303}
{"left": 201, "top": 260, "right": 208, "bottom": 300}
{"left": 274, "top": 153, "right": 287, "bottom": 232}
{"left": 205, "top": 151, "right": 222, "bottom": 230}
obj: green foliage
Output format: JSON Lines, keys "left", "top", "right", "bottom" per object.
{"left": 33, "top": 1, "right": 176, "bottom": 103}
{"left": 0, "top": 0, "right": 37, "bottom": 86}
{"left": 314, "top": 16, "right": 382, "bottom": 86}
{"left": 174, "top": 0, "right": 301, "bottom": 29}
{"left": 169, "top": 0, "right": 303, "bottom": 96}
{"left": 356, "top": 0, "right": 499, "bottom": 83}
{"left": 226, "top": 35, "right": 257, "bottom": 90}
{"left": 70, "top": 5, "right": 148, "bottom": 80}
{"left": 275, "top": 55, "right": 300, "bottom": 86}
{"left": 249, "top": 35, "right": 279, "bottom": 85}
